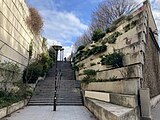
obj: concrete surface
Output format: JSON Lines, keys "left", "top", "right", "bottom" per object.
{"left": 85, "top": 91, "right": 110, "bottom": 102}
{"left": 85, "top": 98, "right": 139, "bottom": 120}
{"left": 82, "top": 79, "right": 140, "bottom": 95}
{"left": 0, "top": 100, "right": 28, "bottom": 119}
{"left": 2, "top": 106, "right": 96, "bottom": 120}
{"left": 152, "top": 102, "right": 160, "bottom": 120}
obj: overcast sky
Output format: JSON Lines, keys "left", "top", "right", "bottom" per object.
{"left": 26, "top": 0, "right": 160, "bottom": 58}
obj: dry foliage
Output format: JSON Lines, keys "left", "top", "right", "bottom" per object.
{"left": 27, "top": 7, "right": 43, "bottom": 35}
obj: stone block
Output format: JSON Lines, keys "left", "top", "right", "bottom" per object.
{"left": 7, "top": 100, "right": 25, "bottom": 114}
{"left": 110, "top": 93, "right": 138, "bottom": 108}
{"left": 85, "top": 98, "right": 139, "bottom": 120}
{"left": 0, "top": 107, "right": 7, "bottom": 118}
{"left": 139, "top": 88, "right": 152, "bottom": 119}
{"left": 85, "top": 91, "right": 110, "bottom": 102}
{"left": 81, "top": 79, "right": 140, "bottom": 95}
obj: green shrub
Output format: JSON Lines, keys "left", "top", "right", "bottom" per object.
{"left": 106, "top": 28, "right": 111, "bottom": 34}
{"left": 23, "top": 61, "right": 43, "bottom": 83}
{"left": 81, "top": 76, "right": 96, "bottom": 84}
{"left": 38, "top": 53, "right": 53, "bottom": 76}
{"left": 77, "top": 45, "right": 85, "bottom": 51}
{"left": 93, "top": 45, "right": 107, "bottom": 55}
{"left": 85, "top": 45, "right": 107, "bottom": 58}
{"left": 101, "top": 52, "right": 123, "bottom": 68}
{"left": 90, "top": 63, "right": 96, "bottom": 66}
{"left": 83, "top": 69, "right": 97, "bottom": 76}
{"left": 123, "top": 20, "right": 138, "bottom": 32}
{"left": 106, "top": 32, "right": 121, "bottom": 44}
{"left": 92, "top": 28, "right": 105, "bottom": 42}
{"left": 123, "top": 24, "right": 130, "bottom": 32}
{"left": 72, "top": 65, "right": 79, "bottom": 71}
{"left": 78, "top": 63, "right": 84, "bottom": 69}
{"left": 0, "top": 90, "right": 21, "bottom": 108}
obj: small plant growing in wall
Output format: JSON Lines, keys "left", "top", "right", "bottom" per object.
{"left": 106, "top": 31, "right": 121, "bottom": 44}
{"left": 90, "top": 63, "right": 96, "bottom": 66}
{"left": 77, "top": 45, "right": 85, "bottom": 52}
{"left": 92, "top": 28, "right": 105, "bottom": 42}
{"left": 83, "top": 69, "right": 97, "bottom": 76}
{"left": 81, "top": 69, "right": 97, "bottom": 84}
{"left": 101, "top": 52, "right": 123, "bottom": 68}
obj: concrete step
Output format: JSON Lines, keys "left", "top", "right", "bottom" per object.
{"left": 85, "top": 91, "right": 138, "bottom": 108}
{"left": 85, "top": 98, "right": 139, "bottom": 120}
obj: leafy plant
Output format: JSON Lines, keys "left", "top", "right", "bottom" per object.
{"left": 81, "top": 76, "right": 96, "bottom": 84}
{"left": 101, "top": 52, "right": 123, "bottom": 68}
{"left": 77, "top": 45, "right": 85, "bottom": 51}
{"left": 78, "top": 63, "right": 84, "bottom": 68}
{"left": 29, "top": 40, "right": 33, "bottom": 59}
{"left": 23, "top": 53, "right": 53, "bottom": 83}
{"left": 90, "top": 63, "right": 96, "bottom": 66}
{"left": 23, "top": 62, "right": 43, "bottom": 83}
{"left": 92, "top": 28, "right": 106, "bottom": 42}
{"left": 83, "top": 69, "right": 97, "bottom": 76}
{"left": 106, "top": 32, "right": 121, "bottom": 44}
{"left": 123, "top": 20, "right": 138, "bottom": 32}
{"left": 0, "top": 62, "right": 21, "bottom": 91}
{"left": 123, "top": 24, "right": 130, "bottom": 32}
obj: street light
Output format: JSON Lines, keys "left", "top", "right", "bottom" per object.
{"left": 52, "top": 45, "right": 62, "bottom": 111}
{"left": 60, "top": 48, "right": 64, "bottom": 61}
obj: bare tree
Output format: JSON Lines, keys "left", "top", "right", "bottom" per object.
{"left": 74, "top": 30, "right": 92, "bottom": 50}
{"left": 91, "top": 0, "right": 136, "bottom": 31}
{"left": 74, "top": 0, "right": 136, "bottom": 50}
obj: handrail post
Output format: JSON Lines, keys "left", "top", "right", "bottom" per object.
{"left": 53, "top": 90, "right": 56, "bottom": 111}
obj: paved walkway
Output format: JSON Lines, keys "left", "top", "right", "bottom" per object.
{"left": 2, "top": 106, "right": 96, "bottom": 120}
{"left": 152, "top": 102, "right": 160, "bottom": 120}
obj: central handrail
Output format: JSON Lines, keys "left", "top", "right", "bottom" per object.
{"left": 53, "top": 69, "right": 61, "bottom": 111}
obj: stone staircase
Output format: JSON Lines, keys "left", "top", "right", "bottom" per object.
{"left": 28, "top": 61, "right": 83, "bottom": 106}
{"left": 57, "top": 61, "right": 83, "bottom": 106}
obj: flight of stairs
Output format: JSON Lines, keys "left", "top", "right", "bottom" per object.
{"left": 28, "top": 61, "right": 83, "bottom": 106}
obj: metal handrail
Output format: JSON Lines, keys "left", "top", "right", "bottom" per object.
{"left": 53, "top": 69, "right": 61, "bottom": 111}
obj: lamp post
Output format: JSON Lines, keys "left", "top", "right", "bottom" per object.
{"left": 60, "top": 48, "right": 64, "bottom": 61}
{"left": 52, "top": 45, "right": 62, "bottom": 111}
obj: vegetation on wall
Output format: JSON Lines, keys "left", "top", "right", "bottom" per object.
{"left": 0, "top": 87, "right": 32, "bottom": 109}
{"left": 77, "top": 45, "right": 85, "bottom": 51}
{"left": 74, "top": 44, "right": 107, "bottom": 62}
{"left": 102, "top": 31, "right": 121, "bottom": 44}
{"left": 90, "top": 63, "right": 96, "bottom": 66}
{"left": 92, "top": 28, "right": 106, "bottom": 42}
{"left": 123, "top": 20, "right": 138, "bottom": 32}
{"left": 0, "top": 62, "right": 21, "bottom": 91}
{"left": 83, "top": 69, "right": 97, "bottom": 76}
{"left": 81, "top": 69, "right": 97, "bottom": 84}
{"left": 23, "top": 53, "right": 53, "bottom": 83}
{"left": 26, "top": 7, "right": 43, "bottom": 35}
{"left": 101, "top": 52, "right": 123, "bottom": 68}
